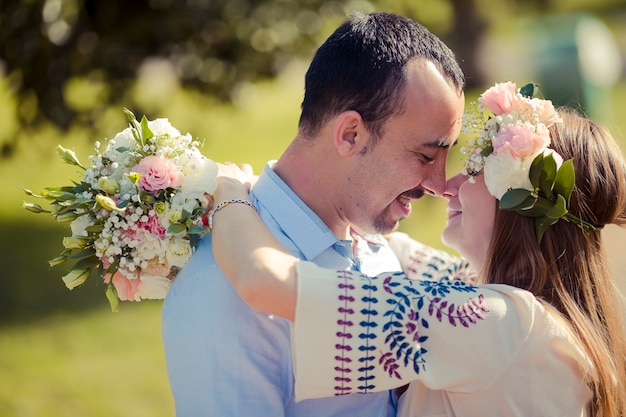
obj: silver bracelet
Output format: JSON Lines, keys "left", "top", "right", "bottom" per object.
{"left": 208, "top": 198, "right": 257, "bottom": 229}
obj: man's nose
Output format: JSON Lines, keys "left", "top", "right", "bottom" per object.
{"left": 420, "top": 163, "right": 447, "bottom": 196}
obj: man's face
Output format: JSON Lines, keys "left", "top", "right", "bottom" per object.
{"left": 343, "top": 59, "right": 465, "bottom": 234}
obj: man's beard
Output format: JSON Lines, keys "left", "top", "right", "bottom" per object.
{"left": 372, "top": 205, "right": 398, "bottom": 234}
{"left": 372, "top": 187, "right": 425, "bottom": 234}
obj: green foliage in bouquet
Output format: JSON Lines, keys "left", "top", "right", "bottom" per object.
{"left": 23, "top": 147, "right": 103, "bottom": 291}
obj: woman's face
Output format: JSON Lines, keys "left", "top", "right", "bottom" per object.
{"left": 441, "top": 172, "right": 497, "bottom": 272}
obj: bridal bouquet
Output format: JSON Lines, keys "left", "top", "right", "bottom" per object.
{"left": 24, "top": 109, "right": 218, "bottom": 311}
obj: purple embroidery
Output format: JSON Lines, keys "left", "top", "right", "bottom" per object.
{"left": 334, "top": 271, "right": 355, "bottom": 395}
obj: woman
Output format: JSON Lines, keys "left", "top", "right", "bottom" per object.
{"left": 210, "top": 83, "right": 626, "bottom": 416}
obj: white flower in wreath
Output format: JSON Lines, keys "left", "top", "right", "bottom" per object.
{"left": 484, "top": 148, "right": 563, "bottom": 200}
{"left": 483, "top": 152, "right": 534, "bottom": 200}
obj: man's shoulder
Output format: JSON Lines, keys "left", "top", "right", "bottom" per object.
{"left": 165, "top": 236, "right": 222, "bottom": 297}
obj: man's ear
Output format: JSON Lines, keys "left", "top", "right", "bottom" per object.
{"left": 332, "top": 110, "right": 364, "bottom": 156}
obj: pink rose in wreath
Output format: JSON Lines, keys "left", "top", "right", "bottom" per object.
{"left": 480, "top": 81, "right": 517, "bottom": 115}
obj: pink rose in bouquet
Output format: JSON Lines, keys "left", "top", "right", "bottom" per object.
{"left": 105, "top": 271, "right": 141, "bottom": 302}
{"left": 132, "top": 155, "right": 183, "bottom": 192}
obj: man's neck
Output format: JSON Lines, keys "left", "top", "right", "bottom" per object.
{"left": 274, "top": 144, "right": 351, "bottom": 240}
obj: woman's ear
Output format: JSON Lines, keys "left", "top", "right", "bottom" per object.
{"left": 332, "top": 110, "right": 364, "bottom": 156}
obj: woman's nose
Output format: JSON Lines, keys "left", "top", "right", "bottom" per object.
{"left": 443, "top": 173, "right": 465, "bottom": 199}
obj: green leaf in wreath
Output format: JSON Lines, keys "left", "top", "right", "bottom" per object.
{"left": 554, "top": 159, "right": 575, "bottom": 202}
{"left": 538, "top": 153, "right": 557, "bottom": 199}
{"left": 545, "top": 194, "right": 568, "bottom": 219}
{"left": 529, "top": 153, "right": 544, "bottom": 188}
{"left": 519, "top": 82, "right": 535, "bottom": 98}
{"left": 534, "top": 215, "right": 559, "bottom": 244}
{"left": 515, "top": 204, "right": 545, "bottom": 218}
{"left": 499, "top": 189, "right": 534, "bottom": 210}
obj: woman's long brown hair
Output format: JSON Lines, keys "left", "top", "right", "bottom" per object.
{"left": 483, "top": 108, "right": 626, "bottom": 416}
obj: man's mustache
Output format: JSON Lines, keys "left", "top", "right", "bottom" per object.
{"left": 400, "top": 188, "right": 425, "bottom": 200}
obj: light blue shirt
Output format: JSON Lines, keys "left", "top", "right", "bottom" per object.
{"left": 162, "top": 162, "right": 403, "bottom": 416}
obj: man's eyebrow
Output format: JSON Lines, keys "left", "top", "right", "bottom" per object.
{"left": 424, "top": 138, "right": 458, "bottom": 149}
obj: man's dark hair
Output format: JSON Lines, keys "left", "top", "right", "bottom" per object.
{"left": 299, "top": 12, "right": 465, "bottom": 140}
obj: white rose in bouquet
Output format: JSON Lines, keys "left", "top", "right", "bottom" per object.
{"left": 136, "top": 275, "right": 172, "bottom": 300}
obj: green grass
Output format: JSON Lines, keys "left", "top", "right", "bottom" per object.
{"left": 0, "top": 303, "right": 172, "bottom": 417}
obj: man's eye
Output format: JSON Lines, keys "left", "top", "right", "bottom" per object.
{"left": 420, "top": 154, "right": 435, "bottom": 164}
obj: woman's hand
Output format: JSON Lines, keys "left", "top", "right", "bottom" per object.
{"left": 217, "top": 162, "right": 258, "bottom": 191}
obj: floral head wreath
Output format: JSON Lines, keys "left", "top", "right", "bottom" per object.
{"left": 461, "top": 81, "right": 597, "bottom": 243}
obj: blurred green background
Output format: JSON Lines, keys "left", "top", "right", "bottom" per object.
{"left": 1, "top": 0, "right": 625, "bottom": 416}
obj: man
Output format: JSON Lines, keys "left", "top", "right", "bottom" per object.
{"left": 162, "top": 12, "right": 465, "bottom": 416}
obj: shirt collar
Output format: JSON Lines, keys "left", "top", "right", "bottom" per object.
{"left": 250, "top": 161, "right": 341, "bottom": 261}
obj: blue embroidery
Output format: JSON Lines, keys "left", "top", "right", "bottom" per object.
{"left": 379, "top": 275, "right": 486, "bottom": 376}
{"left": 333, "top": 266, "right": 488, "bottom": 395}
{"left": 356, "top": 272, "right": 378, "bottom": 392}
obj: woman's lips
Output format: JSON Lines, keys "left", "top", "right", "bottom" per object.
{"left": 447, "top": 208, "right": 462, "bottom": 221}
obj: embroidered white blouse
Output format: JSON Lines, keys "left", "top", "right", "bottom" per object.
{"left": 291, "top": 233, "right": 594, "bottom": 417}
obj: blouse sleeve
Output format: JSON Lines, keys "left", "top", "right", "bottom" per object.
{"left": 386, "top": 232, "right": 477, "bottom": 283}
{"left": 291, "top": 261, "right": 538, "bottom": 402}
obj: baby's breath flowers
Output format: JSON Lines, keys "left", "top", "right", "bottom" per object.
{"left": 24, "top": 109, "right": 218, "bottom": 311}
